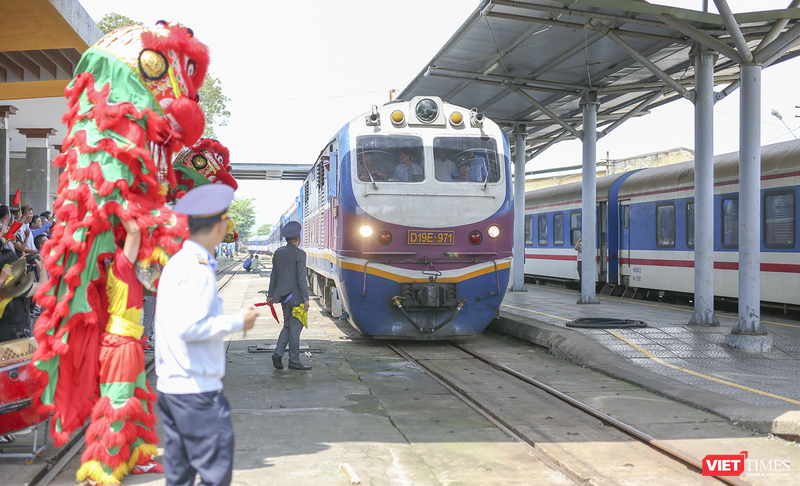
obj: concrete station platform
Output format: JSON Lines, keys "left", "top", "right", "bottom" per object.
{"left": 4, "top": 268, "right": 800, "bottom": 485}
{"left": 494, "top": 285, "right": 800, "bottom": 438}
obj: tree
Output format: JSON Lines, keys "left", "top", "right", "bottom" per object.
{"left": 97, "top": 12, "right": 139, "bottom": 34}
{"left": 95, "top": 13, "right": 232, "bottom": 139}
{"left": 228, "top": 197, "right": 257, "bottom": 240}
{"left": 255, "top": 223, "right": 272, "bottom": 236}
{"left": 199, "top": 76, "right": 231, "bottom": 138}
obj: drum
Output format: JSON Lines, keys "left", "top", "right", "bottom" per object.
{"left": 0, "top": 338, "right": 49, "bottom": 435}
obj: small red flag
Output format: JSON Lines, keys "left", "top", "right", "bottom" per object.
{"left": 11, "top": 189, "right": 20, "bottom": 207}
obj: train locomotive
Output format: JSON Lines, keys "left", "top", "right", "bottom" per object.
{"left": 271, "top": 97, "right": 513, "bottom": 338}
{"left": 524, "top": 139, "right": 800, "bottom": 309}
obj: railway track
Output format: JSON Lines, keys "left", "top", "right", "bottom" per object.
{"left": 387, "top": 340, "right": 752, "bottom": 486}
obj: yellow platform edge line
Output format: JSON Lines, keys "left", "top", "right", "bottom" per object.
{"left": 606, "top": 330, "right": 800, "bottom": 406}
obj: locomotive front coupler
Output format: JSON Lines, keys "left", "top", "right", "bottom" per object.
{"left": 390, "top": 296, "right": 466, "bottom": 334}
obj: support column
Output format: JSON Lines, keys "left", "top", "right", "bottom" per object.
{"left": 579, "top": 92, "right": 599, "bottom": 304}
{"left": 0, "top": 106, "right": 17, "bottom": 207}
{"left": 51, "top": 144, "right": 63, "bottom": 208}
{"left": 18, "top": 128, "right": 56, "bottom": 214}
{"left": 510, "top": 124, "right": 527, "bottom": 292}
{"left": 688, "top": 47, "right": 720, "bottom": 326}
{"left": 725, "top": 63, "right": 772, "bottom": 352}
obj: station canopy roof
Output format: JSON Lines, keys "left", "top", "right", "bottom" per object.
{"left": 398, "top": 0, "right": 800, "bottom": 159}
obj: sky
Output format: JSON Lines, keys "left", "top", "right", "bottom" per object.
{"left": 74, "top": 0, "right": 800, "bottom": 232}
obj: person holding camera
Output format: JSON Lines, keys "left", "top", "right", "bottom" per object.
{"left": 0, "top": 249, "right": 44, "bottom": 342}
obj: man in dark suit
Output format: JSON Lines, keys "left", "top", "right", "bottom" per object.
{"left": 267, "top": 221, "right": 311, "bottom": 370}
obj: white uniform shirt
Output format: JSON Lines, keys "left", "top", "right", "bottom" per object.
{"left": 155, "top": 239, "right": 244, "bottom": 394}
{"left": 434, "top": 158, "right": 456, "bottom": 181}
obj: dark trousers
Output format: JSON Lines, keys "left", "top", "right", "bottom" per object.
{"left": 577, "top": 261, "right": 582, "bottom": 288}
{"left": 157, "top": 391, "right": 234, "bottom": 486}
{"left": 274, "top": 302, "right": 304, "bottom": 366}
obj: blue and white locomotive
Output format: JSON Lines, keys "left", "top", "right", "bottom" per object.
{"left": 276, "top": 97, "right": 513, "bottom": 338}
{"left": 524, "top": 139, "right": 800, "bottom": 308}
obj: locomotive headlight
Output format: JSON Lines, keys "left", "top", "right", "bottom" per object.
{"left": 487, "top": 225, "right": 500, "bottom": 238}
{"left": 360, "top": 225, "right": 373, "bottom": 237}
{"left": 391, "top": 110, "right": 405, "bottom": 124}
{"left": 450, "top": 112, "right": 463, "bottom": 126}
{"left": 415, "top": 98, "right": 438, "bottom": 123}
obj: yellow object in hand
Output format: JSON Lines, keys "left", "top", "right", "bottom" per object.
{"left": 292, "top": 305, "right": 308, "bottom": 329}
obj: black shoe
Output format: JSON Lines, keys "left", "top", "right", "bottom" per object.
{"left": 288, "top": 363, "right": 311, "bottom": 370}
{"left": 272, "top": 354, "right": 284, "bottom": 370}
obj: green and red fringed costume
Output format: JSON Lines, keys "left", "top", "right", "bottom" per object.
{"left": 31, "top": 22, "right": 210, "bottom": 484}
{"left": 170, "top": 139, "right": 240, "bottom": 242}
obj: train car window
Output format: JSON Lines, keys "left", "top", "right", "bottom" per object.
{"left": 764, "top": 190, "right": 795, "bottom": 248}
{"left": 622, "top": 205, "right": 630, "bottom": 230}
{"left": 656, "top": 203, "right": 675, "bottom": 248}
{"left": 686, "top": 200, "right": 694, "bottom": 249}
{"left": 524, "top": 215, "right": 533, "bottom": 246}
{"left": 433, "top": 137, "right": 501, "bottom": 183}
{"left": 553, "top": 213, "right": 564, "bottom": 246}
{"left": 569, "top": 211, "right": 581, "bottom": 246}
{"left": 356, "top": 135, "right": 424, "bottom": 183}
{"left": 538, "top": 215, "right": 547, "bottom": 246}
{"left": 722, "top": 197, "right": 739, "bottom": 249}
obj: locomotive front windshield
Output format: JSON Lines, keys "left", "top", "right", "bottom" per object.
{"left": 354, "top": 135, "right": 501, "bottom": 184}
{"left": 356, "top": 136, "right": 425, "bottom": 183}
{"left": 433, "top": 137, "right": 500, "bottom": 183}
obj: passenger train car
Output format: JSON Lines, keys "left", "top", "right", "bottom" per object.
{"left": 524, "top": 139, "right": 800, "bottom": 308}
{"left": 275, "top": 97, "right": 513, "bottom": 338}
{"left": 245, "top": 235, "right": 269, "bottom": 254}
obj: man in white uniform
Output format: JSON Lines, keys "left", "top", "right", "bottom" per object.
{"left": 155, "top": 184, "right": 258, "bottom": 486}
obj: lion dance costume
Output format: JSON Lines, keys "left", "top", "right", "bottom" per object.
{"left": 171, "top": 138, "right": 239, "bottom": 242}
{"left": 31, "top": 22, "right": 209, "bottom": 484}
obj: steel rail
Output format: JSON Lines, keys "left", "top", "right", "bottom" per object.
{"left": 450, "top": 342, "right": 753, "bottom": 486}
{"left": 385, "top": 343, "right": 583, "bottom": 486}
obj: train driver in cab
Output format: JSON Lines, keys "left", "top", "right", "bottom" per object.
{"left": 358, "top": 152, "right": 387, "bottom": 182}
{"left": 393, "top": 148, "right": 423, "bottom": 181}
{"left": 453, "top": 150, "right": 489, "bottom": 182}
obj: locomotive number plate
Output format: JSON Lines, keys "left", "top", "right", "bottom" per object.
{"left": 407, "top": 230, "right": 455, "bottom": 245}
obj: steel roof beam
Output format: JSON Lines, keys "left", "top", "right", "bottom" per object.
{"left": 492, "top": 110, "right": 651, "bottom": 126}
{"left": 598, "top": 89, "right": 664, "bottom": 139}
{"left": 477, "top": 90, "right": 513, "bottom": 112}
{"left": 528, "top": 129, "right": 572, "bottom": 159}
{"left": 755, "top": 20, "right": 800, "bottom": 65}
{"left": 487, "top": 12, "right": 689, "bottom": 45}
{"left": 505, "top": 81, "right": 582, "bottom": 140}
{"left": 754, "top": 0, "right": 800, "bottom": 53}
{"left": 714, "top": 0, "right": 755, "bottom": 63}
{"left": 492, "top": 0, "right": 671, "bottom": 32}
{"left": 658, "top": 14, "right": 742, "bottom": 63}
{"left": 599, "top": 74, "right": 740, "bottom": 94}
{"left": 428, "top": 70, "right": 578, "bottom": 96}
{"left": 588, "top": 19, "right": 693, "bottom": 101}
{"left": 429, "top": 67, "right": 586, "bottom": 92}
